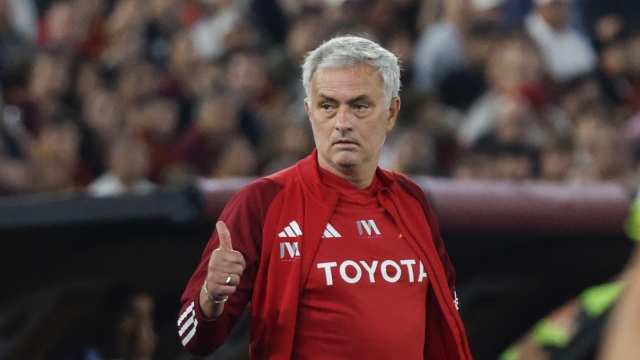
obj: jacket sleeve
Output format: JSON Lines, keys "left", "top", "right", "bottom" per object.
{"left": 178, "top": 178, "right": 283, "bottom": 355}
{"left": 394, "top": 174, "right": 457, "bottom": 299}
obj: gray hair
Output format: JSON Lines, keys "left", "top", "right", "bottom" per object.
{"left": 302, "top": 36, "right": 401, "bottom": 107}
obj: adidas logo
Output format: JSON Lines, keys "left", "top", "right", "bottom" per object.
{"left": 322, "top": 223, "right": 342, "bottom": 238}
{"left": 278, "top": 221, "right": 303, "bottom": 238}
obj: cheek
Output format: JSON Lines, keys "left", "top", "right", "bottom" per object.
{"left": 310, "top": 117, "right": 332, "bottom": 137}
{"left": 308, "top": 120, "right": 325, "bottom": 147}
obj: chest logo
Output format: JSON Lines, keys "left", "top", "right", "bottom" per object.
{"left": 356, "top": 219, "right": 381, "bottom": 236}
{"left": 278, "top": 221, "right": 303, "bottom": 238}
{"left": 280, "top": 242, "right": 301, "bottom": 260}
{"left": 322, "top": 223, "right": 342, "bottom": 238}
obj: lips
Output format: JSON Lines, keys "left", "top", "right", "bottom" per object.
{"left": 334, "top": 138, "right": 358, "bottom": 145}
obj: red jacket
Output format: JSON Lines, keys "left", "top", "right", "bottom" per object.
{"left": 178, "top": 151, "right": 472, "bottom": 359}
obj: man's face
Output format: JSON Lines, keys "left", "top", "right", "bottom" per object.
{"left": 305, "top": 65, "right": 399, "bottom": 175}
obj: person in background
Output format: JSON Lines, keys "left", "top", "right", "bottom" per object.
{"left": 87, "top": 135, "right": 156, "bottom": 197}
{"left": 524, "top": 0, "right": 598, "bottom": 83}
{"left": 24, "top": 109, "right": 95, "bottom": 193}
{"left": 68, "top": 285, "right": 159, "bottom": 360}
{"left": 412, "top": 0, "right": 506, "bottom": 94}
{"left": 499, "top": 191, "right": 640, "bottom": 360}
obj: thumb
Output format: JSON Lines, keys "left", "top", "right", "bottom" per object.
{"left": 217, "top": 221, "right": 233, "bottom": 251}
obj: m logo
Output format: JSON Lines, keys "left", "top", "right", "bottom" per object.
{"left": 356, "top": 219, "right": 381, "bottom": 236}
{"left": 280, "top": 242, "right": 300, "bottom": 259}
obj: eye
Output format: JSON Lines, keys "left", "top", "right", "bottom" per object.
{"left": 354, "top": 104, "right": 369, "bottom": 111}
{"left": 321, "top": 103, "right": 333, "bottom": 110}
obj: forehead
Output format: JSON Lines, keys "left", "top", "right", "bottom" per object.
{"left": 310, "top": 65, "right": 384, "bottom": 97}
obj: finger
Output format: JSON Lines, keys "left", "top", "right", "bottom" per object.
{"left": 215, "top": 262, "right": 244, "bottom": 277}
{"left": 235, "top": 250, "right": 246, "bottom": 269}
{"left": 215, "top": 272, "right": 242, "bottom": 286}
{"left": 224, "top": 274, "right": 241, "bottom": 287}
{"left": 217, "top": 221, "right": 233, "bottom": 251}
{"left": 211, "top": 249, "right": 245, "bottom": 268}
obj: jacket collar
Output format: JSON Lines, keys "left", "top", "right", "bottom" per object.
{"left": 297, "top": 149, "right": 396, "bottom": 196}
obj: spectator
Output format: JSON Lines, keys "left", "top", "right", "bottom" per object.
{"left": 130, "top": 96, "right": 180, "bottom": 183}
{"left": 27, "top": 52, "right": 72, "bottom": 129}
{"left": 260, "top": 120, "right": 314, "bottom": 175}
{"left": 458, "top": 34, "right": 546, "bottom": 148}
{"left": 87, "top": 135, "right": 156, "bottom": 197}
{"left": 539, "top": 137, "right": 573, "bottom": 181}
{"left": 412, "top": 0, "right": 506, "bottom": 94}
{"left": 82, "top": 88, "right": 123, "bottom": 159}
{"left": 116, "top": 62, "right": 160, "bottom": 111}
{"left": 147, "top": 0, "right": 186, "bottom": 65}
{"left": 171, "top": 91, "right": 241, "bottom": 176}
{"left": 524, "top": 0, "right": 598, "bottom": 83}
{"left": 211, "top": 135, "right": 258, "bottom": 177}
{"left": 587, "top": 123, "right": 635, "bottom": 187}
{"left": 31, "top": 110, "right": 92, "bottom": 192}
{"left": 2, "top": 0, "right": 38, "bottom": 43}
{"left": 67, "top": 285, "right": 159, "bottom": 360}
{"left": 190, "top": 0, "right": 242, "bottom": 60}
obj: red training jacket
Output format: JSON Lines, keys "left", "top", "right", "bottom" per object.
{"left": 178, "top": 150, "right": 472, "bottom": 359}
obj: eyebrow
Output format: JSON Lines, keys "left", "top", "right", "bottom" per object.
{"left": 317, "top": 94, "right": 373, "bottom": 104}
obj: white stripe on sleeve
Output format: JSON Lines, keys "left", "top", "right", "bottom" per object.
{"left": 178, "top": 302, "right": 195, "bottom": 326}
{"left": 179, "top": 312, "right": 195, "bottom": 337}
{"left": 182, "top": 318, "right": 198, "bottom": 346}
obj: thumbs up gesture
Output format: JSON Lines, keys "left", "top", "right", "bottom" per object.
{"left": 200, "top": 221, "right": 246, "bottom": 318}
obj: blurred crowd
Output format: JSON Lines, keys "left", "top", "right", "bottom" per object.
{"left": 1, "top": 0, "right": 640, "bottom": 197}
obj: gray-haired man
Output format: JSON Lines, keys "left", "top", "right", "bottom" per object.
{"left": 178, "top": 35, "right": 472, "bottom": 359}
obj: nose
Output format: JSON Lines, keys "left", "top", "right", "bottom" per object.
{"left": 335, "top": 105, "right": 353, "bottom": 132}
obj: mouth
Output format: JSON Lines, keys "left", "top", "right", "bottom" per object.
{"left": 333, "top": 138, "right": 358, "bottom": 146}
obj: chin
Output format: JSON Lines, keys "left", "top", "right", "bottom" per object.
{"left": 332, "top": 153, "right": 361, "bottom": 168}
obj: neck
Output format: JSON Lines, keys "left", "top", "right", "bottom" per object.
{"left": 318, "top": 156, "right": 377, "bottom": 190}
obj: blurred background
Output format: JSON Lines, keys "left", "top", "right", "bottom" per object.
{"left": 0, "top": 0, "right": 639, "bottom": 359}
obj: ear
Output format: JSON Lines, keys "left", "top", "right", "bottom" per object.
{"left": 386, "top": 96, "right": 401, "bottom": 132}
{"left": 304, "top": 98, "right": 311, "bottom": 116}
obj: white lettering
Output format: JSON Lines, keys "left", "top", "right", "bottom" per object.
{"left": 317, "top": 259, "right": 425, "bottom": 285}
{"left": 418, "top": 261, "right": 428, "bottom": 282}
{"left": 381, "top": 260, "right": 401, "bottom": 282}
{"left": 317, "top": 262, "right": 338, "bottom": 285}
{"left": 339, "top": 260, "right": 362, "bottom": 284}
{"left": 360, "top": 260, "right": 378, "bottom": 282}
{"left": 400, "top": 260, "right": 416, "bottom": 282}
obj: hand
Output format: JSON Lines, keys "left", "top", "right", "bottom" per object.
{"left": 200, "top": 221, "right": 246, "bottom": 318}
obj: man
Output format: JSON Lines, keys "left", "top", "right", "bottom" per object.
{"left": 177, "top": 36, "right": 472, "bottom": 359}
{"left": 412, "top": 0, "right": 506, "bottom": 94}
{"left": 524, "top": 0, "right": 597, "bottom": 82}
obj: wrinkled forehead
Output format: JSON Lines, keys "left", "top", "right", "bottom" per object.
{"left": 310, "top": 65, "right": 384, "bottom": 89}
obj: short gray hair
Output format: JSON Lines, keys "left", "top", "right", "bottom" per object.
{"left": 302, "top": 36, "right": 401, "bottom": 107}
